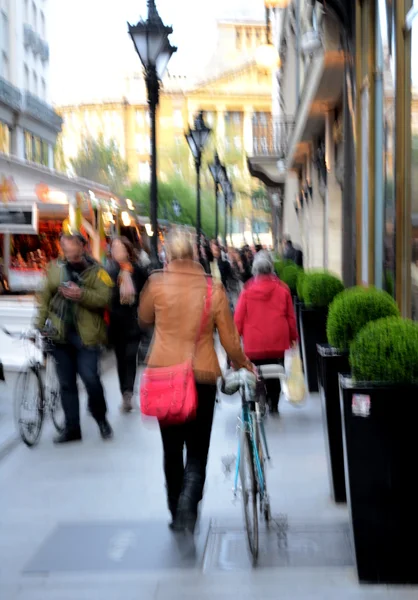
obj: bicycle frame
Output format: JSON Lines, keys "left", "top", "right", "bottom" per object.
{"left": 233, "top": 384, "right": 270, "bottom": 498}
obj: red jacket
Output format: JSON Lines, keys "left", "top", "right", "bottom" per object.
{"left": 234, "top": 275, "right": 298, "bottom": 360}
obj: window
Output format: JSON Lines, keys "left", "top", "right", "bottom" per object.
{"left": 32, "top": 1, "right": 36, "bottom": 31}
{"left": 41, "top": 77, "right": 46, "bottom": 99}
{"left": 41, "top": 140, "right": 49, "bottom": 166}
{"left": 136, "top": 110, "right": 144, "bottom": 126}
{"left": 173, "top": 109, "right": 183, "bottom": 128}
{"left": 261, "top": 137, "right": 268, "bottom": 153}
{"left": 24, "top": 0, "right": 29, "bottom": 22}
{"left": 236, "top": 29, "right": 242, "bottom": 50}
{"left": 234, "top": 136, "right": 242, "bottom": 150}
{"left": 24, "top": 131, "right": 32, "bottom": 160}
{"left": 0, "top": 121, "right": 10, "bottom": 154}
{"left": 259, "top": 113, "right": 268, "bottom": 126}
{"left": 233, "top": 112, "right": 241, "bottom": 125}
{"left": 1, "top": 51, "right": 8, "bottom": 80}
{"left": 32, "top": 70, "right": 38, "bottom": 95}
{"left": 174, "top": 135, "right": 182, "bottom": 146}
{"left": 40, "top": 11, "right": 45, "bottom": 37}
{"left": 138, "top": 161, "right": 150, "bottom": 182}
{"left": 24, "top": 64, "right": 29, "bottom": 90}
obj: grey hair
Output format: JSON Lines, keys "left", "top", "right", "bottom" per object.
{"left": 252, "top": 250, "right": 274, "bottom": 276}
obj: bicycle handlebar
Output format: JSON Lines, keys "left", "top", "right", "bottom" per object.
{"left": 222, "top": 364, "right": 286, "bottom": 396}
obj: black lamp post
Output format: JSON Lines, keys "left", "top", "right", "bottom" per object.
{"left": 208, "top": 152, "right": 224, "bottom": 241}
{"left": 218, "top": 165, "right": 229, "bottom": 245}
{"left": 185, "top": 111, "right": 212, "bottom": 258}
{"left": 128, "top": 0, "right": 177, "bottom": 267}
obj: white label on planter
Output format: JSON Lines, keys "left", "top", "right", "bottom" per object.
{"left": 352, "top": 394, "right": 371, "bottom": 417}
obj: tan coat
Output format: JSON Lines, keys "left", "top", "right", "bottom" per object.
{"left": 139, "top": 259, "right": 251, "bottom": 384}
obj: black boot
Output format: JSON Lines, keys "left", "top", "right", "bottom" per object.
{"left": 172, "top": 470, "right": 204, "bottom": 534}
{"left": 98, "top": 419, "right": 113, "bottom": 440}
{"left": 54, "top": 426, "right": 82, "bottom": 444}
{"left": 168, "top": 498, "right": 178, "bottom": 530}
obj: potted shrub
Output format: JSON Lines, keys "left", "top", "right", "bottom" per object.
{"left": 340, "top": 317, "right": 418, "bottom": 583}
{"left": 317, "top": 288, "right": 399, "bottom": 503}
{"left": 299, "top": 272, "right": 344, "bottom": 392}
{"left": 280, "top": 264, "right": 302, "bottom": 296}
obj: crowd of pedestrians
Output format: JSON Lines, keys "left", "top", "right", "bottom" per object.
{"left": 35, "top": 228, "right": 301, "bottom": 532}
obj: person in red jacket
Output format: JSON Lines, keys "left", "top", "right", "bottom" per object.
{"left": 234, "top": 251, "right": 298, "bottom": 414}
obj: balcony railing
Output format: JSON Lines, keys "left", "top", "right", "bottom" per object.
{"left": 23, "top": 92, "right": 63, "bottom": 132}
{"left": 0, "top": 77, "right": 22, "bottom": 112}
{"left": 252, "top": 117, "right": 294, "bottom": 159}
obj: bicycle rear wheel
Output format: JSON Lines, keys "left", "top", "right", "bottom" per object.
{"left": 240, "top": 427, "right": 259, "bottom": 565}
{"left": 46, "top": 358, "right": 65, "bottom": 433}
{"left": 14, "top": 367, "right": 44, "bottom": 447}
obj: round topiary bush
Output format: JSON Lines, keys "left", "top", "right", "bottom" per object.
{"left": 301, "top": 271, "right": 344, "bottom": 308}
{"left": 327, "top": 287, "right": 400, "bottom": 351}
{"left": 296, "top": 270, "right": 306, "bottom": 300}
{"left": 274, "top": 259, "right": 294, "bottom": 278}
{"left": 281, "top": 264, "right": 302, "bottom": 295}
{"left": 350, "top": 317, "right": 418, "bottom": 383}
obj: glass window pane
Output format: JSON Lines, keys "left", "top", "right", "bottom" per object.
{"left": 411, "top": 16, "right": 418, "bottom": 319}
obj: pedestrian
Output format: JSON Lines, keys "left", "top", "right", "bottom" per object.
{"left": 282, "top": 235, "right": 304, "bottom": 267}
{"left": 209, "top": 239, "right": 232, "bottom": 287}
{"left": 107, "top": 236, "right": 148, "bottom": 412}
{"left": 35, "top": 233, "right": 113, "bottom": 443}
{"left": 139, "top": 228, "right": 253, "bottom": 533}
{"left": 234, "top": 251, "right": 298, "bottom": 414}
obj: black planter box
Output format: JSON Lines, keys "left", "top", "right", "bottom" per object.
{"left": 340, "top": 376, "right": 418, "bottom": 584}
{"left": 293, "top": 297, "right": 304, "bottom": 367}
{"left": 317, "top": 345, "right": 349, "bottom": 503}
{"left": 299, "top": 306, "right": 328, "bottom": 392}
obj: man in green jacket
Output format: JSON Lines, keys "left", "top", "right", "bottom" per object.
{"left": 36, "top": 233, "right": 114, "bottom": 443}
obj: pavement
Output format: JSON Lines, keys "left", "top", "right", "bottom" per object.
{"left": 0, "top": 359, "right": 417, "bottom": 599}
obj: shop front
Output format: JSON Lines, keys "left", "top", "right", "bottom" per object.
{"left": 0, "top": 154, "right": 117, "bottom": 293}
{"left": 355, "top": 0, "right": 418, "bottom": 319}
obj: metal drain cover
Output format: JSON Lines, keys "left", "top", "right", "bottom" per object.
{"left": 203, "top": 518, "right": 353, "bottom": 571}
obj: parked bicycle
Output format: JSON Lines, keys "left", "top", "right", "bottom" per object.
{"left": 222, "top": 364, "right": 287, "bottom": 566}
{"left": 1, "top": 327, "right": 64, "bottom": 446}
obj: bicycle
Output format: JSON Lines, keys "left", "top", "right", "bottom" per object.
{"left": 1, "top": 327, "right": 65, "bottom": 447}
{"left": 222, "top": 363, "right": 286, "bottom": 566}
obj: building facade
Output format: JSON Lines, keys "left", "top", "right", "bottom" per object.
{"left": 249, "top": 0, "right": 418, "bottom": 319}
{"left": 0, "top": 0, "right": 61, "bottom": 167}
{"left": 57, "top": 19, "right": 275, "bottom": 247}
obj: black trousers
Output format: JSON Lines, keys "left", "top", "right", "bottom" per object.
{"left": 53, "top": 331, "right": 107, "bottom": 429}
{"left": 113, "top": 337, "right": 140, "bottom": 395}
{"left": 253, "top": 358, "right": 284, "bottom": 409}
{"left": 159, "top": 384, "right": 217, "bottom": 512}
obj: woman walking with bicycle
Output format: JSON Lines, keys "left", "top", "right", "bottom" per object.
{"left": 139, "top": 228, "right": 252, "bottom": 534}
{"left": 234, "top": 251, "right": 298, "bottom": 415}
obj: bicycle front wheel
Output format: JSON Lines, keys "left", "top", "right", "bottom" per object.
{"left": 14, "top": 368, "right": 44, "bottom": 447}
{"left": 240, "top": 427, "right": 259, "bottom": 565}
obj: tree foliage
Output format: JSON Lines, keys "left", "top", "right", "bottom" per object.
{"left": 125, "top": 177, "right": 222, "bottom": 239}
{"left": 70, "top": 135, "right": 129, "bottom": 195}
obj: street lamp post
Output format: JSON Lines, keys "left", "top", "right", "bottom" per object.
{"left": 208, "top": 152, "right": 223, "bottom": 241}
{"left": 185, "top": 111, "right": 212, "bottom": 259}
{"left": 128, "top": 0, "right": 177, "bottom": 267}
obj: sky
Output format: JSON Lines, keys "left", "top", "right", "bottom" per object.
{"left": 49, "top": 0, "right": 265, "bottom": 106}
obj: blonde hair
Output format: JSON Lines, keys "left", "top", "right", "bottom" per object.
{"left": 165, "top": 227, "right": 194, "bottom": 261}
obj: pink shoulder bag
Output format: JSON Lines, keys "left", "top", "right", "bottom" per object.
{"left": 140, "top": 277, "right": 213, "bottom": 425}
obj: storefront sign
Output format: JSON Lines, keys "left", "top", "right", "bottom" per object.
{"left": 0, "top": 203, "right": 38, "bottom": 233}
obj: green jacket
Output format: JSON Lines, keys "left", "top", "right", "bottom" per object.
{"left": 35, "top": 258, "right": 113, "bottom": 346}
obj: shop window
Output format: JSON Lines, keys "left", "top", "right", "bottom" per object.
{"left": 377, "top": 0, "right": 396, "bottom": 296}
{"left": 410, "top": 13, "right": 418, "bottom": 319}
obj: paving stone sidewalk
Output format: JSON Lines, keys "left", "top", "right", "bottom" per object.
{"left": 0, "top": 361, "right": 417, "bottom": 599}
